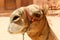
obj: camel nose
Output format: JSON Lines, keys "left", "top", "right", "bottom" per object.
{"left": 8, "top": 22, "right": 24, "bottom": 34}
{"left": 8, "top": 24, "right": 18, "bottom": 34}
{"left": 8, "top": 26, "right": 18, "bottom": 34}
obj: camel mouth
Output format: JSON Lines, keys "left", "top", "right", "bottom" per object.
{"left": 8, "top": 23, "right": 26, "bottom": 34}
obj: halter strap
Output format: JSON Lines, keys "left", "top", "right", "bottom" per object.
{"left": 22, "top": 8, "right": 32, "bottom": 40}
{"left": 25, "top": 8, "right": 39, "bottom": 23}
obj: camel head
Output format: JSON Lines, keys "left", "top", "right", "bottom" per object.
{"left": 8, "top": 4, "right": 58, "bottom": 40}
{"left": 8, "top": 4, "right": 46, "bottom": 34}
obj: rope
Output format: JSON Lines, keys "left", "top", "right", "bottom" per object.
{"left": 23, "top": 33, "right": 25, "bottom": 40}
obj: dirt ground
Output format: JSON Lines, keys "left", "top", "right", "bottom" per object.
{"left": 0, "top": 16, "right": 60, "bottom": 40}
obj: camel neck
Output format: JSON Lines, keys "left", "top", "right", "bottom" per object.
{"left": 27, "top": 17, "right": 50, "bottom": 40}
{"left": 27, "top": 17, "right": 58, "bottom": 40}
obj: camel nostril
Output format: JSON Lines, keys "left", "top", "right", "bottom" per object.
{"left": 13, "top": 16, "right": 19, "bottom": 21}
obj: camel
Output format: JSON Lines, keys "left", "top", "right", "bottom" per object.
{"left": 8, "top": 4, "right": 58, "bottom": 40}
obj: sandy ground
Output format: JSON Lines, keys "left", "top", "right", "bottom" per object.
{"left": 0, "top": 16, "right": 60, "bottom": 40}
{"left": 0, "top": 17, "right": 31, "bottom": 40}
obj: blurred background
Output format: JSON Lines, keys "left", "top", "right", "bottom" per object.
{"left": 0, "top": 0, "right": 33, "bottom": 16}
{"left": 0, "top": 0, "right": 60, "bottom": 16}
{"left": 0, "top": 0, "right": 60, "bottom": 40}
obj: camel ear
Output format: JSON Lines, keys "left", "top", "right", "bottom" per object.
{"left": 42, "top": 5, "right": 49, "bottom": 15}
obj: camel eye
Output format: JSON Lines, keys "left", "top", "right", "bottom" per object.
{"left": 33, "top": 13, "right": 40, "bottom": 17}
{"left": 13, "top": 16, "right": 19, "bottom": 20}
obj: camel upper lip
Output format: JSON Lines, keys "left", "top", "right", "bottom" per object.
{"left": 8, "top": 23, "right": 27, "bottom": 34}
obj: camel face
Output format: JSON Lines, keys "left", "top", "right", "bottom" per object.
{"left": 8, "top": 7, "right": 29, "bottom": 34}
{"left": 8, "top": 4, "right": 44, "bottom": 34}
